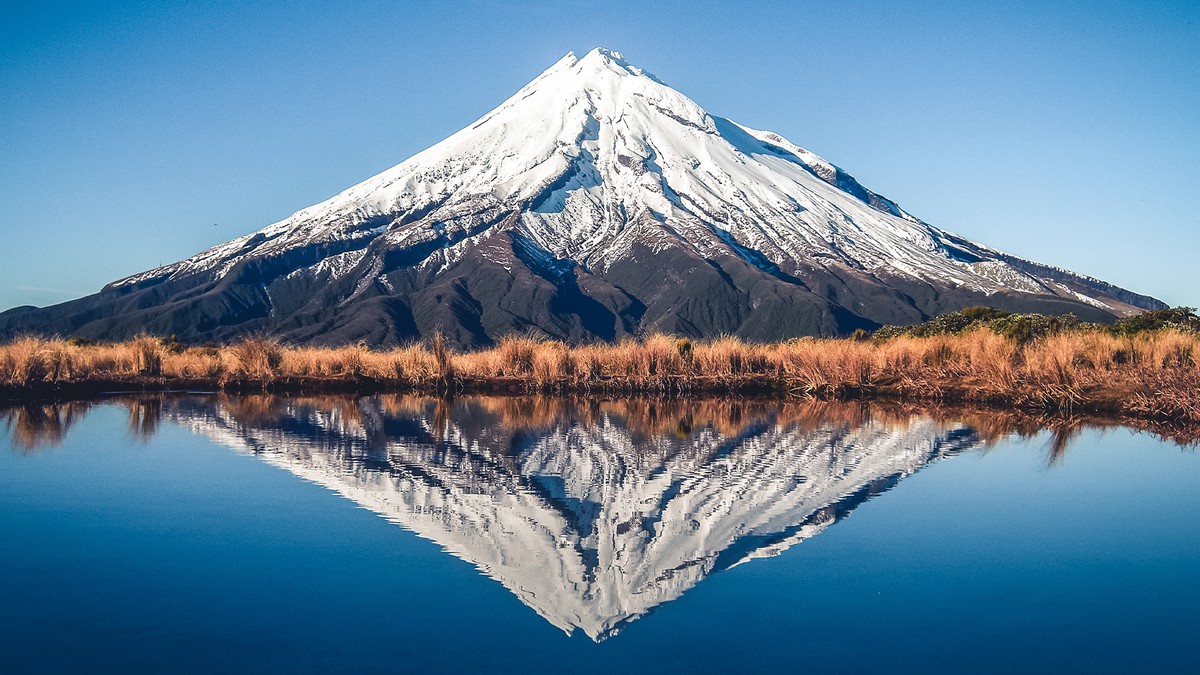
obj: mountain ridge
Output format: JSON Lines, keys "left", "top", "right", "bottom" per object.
{"left": 0, "top": 48, "right": 1164, "bottom": 347}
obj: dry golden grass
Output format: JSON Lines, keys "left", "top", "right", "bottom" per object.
{"left": 2, "top": 329, "right": 1198, "bottom": 421}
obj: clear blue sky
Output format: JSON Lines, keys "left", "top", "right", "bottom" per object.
{"left": 2, "top": 0, "right": 1197, "bottom": 311}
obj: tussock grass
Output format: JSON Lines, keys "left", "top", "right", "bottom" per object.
{"left": 1, "top": 329, "right": 1199, "bottom": 422}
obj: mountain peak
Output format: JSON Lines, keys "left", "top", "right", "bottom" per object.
{"left": 580, "top": 46, "right": 628, "bottom": 67}
{"left": 567, "top": 47, "right": 658, "bottom": 82}
{"left": 586, "top": 46, "right": 624, "bottom": 60}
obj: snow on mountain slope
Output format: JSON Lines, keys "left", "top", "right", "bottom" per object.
{"left": 113, "top": 48, "right": 1146, "bottom": 310}
{"left": 168, "top": 395, "right": 984, "bottom": 641}
{"left": 2, "top": 48, "right": 1162, "bottom": 347}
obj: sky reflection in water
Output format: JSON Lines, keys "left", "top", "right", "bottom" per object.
{"left": 1, "top": 395, "right": 1198, "bottom": 672}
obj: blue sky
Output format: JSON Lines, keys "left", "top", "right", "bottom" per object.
{"left": 2, "top": 0, "right": 1197, "bottom": 311}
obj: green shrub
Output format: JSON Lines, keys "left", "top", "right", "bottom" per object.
{"left": 1110, "top": 307, "right": 1200, "bottom": 337}
{"left": 873, "top": 307, "right": 1079, "bottom": 343}
{"left": 873, "top": 305, "right": 1200, "bottom": 343}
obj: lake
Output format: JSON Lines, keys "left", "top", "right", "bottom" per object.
{"left": 1, "top": 394, "right": 1198, "bottom": 673}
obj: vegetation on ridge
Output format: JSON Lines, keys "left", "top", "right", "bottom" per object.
{"left": 874, "top": 306, "right": 1200, "bottom": 342}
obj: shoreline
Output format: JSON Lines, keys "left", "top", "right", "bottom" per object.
{"left": 0, "top": 369, "right": 1194, "bottom": 427}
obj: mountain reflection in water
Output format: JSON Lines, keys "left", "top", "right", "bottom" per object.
{"left": 1, "top": 394, "right": 1180, "bottom": 641}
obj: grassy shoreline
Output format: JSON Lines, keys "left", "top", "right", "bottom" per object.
{"left": 2, "top": 328, "right": 1198, "bottom": 423}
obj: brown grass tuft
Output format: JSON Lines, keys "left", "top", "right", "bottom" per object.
{"left": 226, "top": 338, "right": 283, "bottom": 381}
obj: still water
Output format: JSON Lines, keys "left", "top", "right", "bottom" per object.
{"left": 1, "top": 395, "right": 1198, "bottom": 673}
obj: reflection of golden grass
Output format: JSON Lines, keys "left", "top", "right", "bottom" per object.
{"left": 1, "top": 401, "right": 94, "bottom": 450}
{"left": 2, "top": 330, "right": 1199, "bottom": 422}
{"left": 127, "top": 397, "right": 162, "bottom": 441}
{"left": 282, "top": 392, "right": 1200, "bottom": 456}
{"left": 218, "top": 394, "right": 288, "bottom": 428}
{"left": 5, "top": 392, "right": 1198, "bottom": 463}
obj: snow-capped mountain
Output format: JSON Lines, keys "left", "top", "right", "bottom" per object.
{"left": 166, "top": 395, "right": 985, "bottom": 641}
{"left": 0, "top": 48, "right": 1162, "bottom": 346}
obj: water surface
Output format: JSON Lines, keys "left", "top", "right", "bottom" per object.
{"left": 1, "top": 395, "right": 1197, "bottom": 673}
